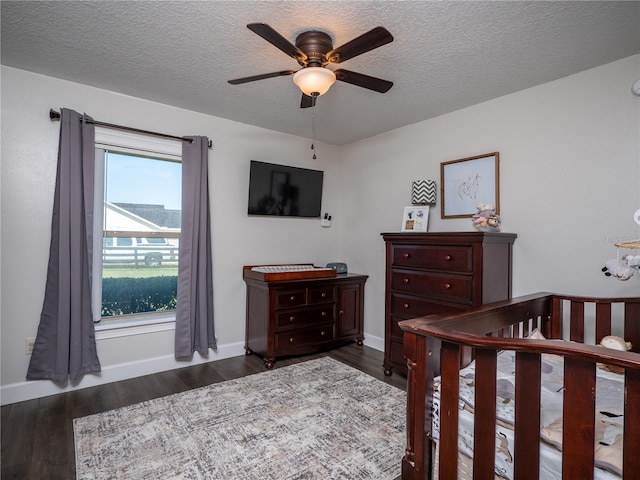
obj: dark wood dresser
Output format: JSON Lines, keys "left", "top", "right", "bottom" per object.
{"left": 381, "top": 232, "right": 516, "bottom": 375}
{"left": 243, "top": 269, "right": 368, "bottom": 368}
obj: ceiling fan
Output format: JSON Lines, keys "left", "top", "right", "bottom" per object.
{"left": 228, "top": 23, "right": 394, "bottom": 108}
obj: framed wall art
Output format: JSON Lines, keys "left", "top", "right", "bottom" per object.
{"left": 401, "top": 205, "right": 429, "bottom": 232}
{"left": 440, "top": 152, "right": 499, "bottom": 218}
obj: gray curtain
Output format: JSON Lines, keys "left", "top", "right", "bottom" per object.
{"left": 27, "top": 108, "right": 101, "bottom": 382}
{"left": 175, "top": 136, "right": 216, "bottom": 358}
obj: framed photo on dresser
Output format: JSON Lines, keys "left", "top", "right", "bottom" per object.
{"left": 401, "top": 206, "right": 429, "bottom": 232}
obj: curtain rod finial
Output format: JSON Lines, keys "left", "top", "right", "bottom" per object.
{"left": 49, "top": 109, "right": 61, "bottom": 121}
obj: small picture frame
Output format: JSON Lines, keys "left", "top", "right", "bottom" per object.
{"left": 440, "top": 152, "right": 499, "bottom": 218}
{"left": 401, "top": 206, "right": 429, "bottom": 232}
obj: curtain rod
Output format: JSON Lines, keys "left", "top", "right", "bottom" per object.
{"left": 49, "top": 109, "right": 212, "bottom": 148}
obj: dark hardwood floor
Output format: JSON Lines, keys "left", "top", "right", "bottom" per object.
{"left": 1, "top": 344, "right": 406, "bottom": 479}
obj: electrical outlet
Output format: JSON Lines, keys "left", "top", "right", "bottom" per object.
{"left": 25, "top": 337, "right": 35, "bottom": 355}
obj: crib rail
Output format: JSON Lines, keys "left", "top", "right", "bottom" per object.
{"left": 548, "top": 294, "right": 640, "bottom": 351}
{"left": 399, "top": 292, "right": 640, "bottom": 480}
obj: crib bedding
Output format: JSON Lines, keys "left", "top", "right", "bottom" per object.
{"left": 431, "top": 349, "right": 624, "bottom": 479}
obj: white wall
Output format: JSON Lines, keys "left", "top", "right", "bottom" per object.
{"left": 338, "top": 55, "right": 640, "bottom": 341}
{"left": 0, "top": 66, "right": 345, "bottom": 403}
{"left": 2, "top": 56, "right": 639, "bottom": 404}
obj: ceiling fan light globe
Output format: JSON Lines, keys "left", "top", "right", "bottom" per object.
{"left": 293, "top": 67, "right": 336, "bottom": 96}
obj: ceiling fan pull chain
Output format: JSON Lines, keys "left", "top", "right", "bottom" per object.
{"left": 311, "top": 110, "right": 317, "bottom": 159}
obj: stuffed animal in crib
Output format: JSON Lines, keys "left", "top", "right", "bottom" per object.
{"left": 602, "top": 258, "right": 634, "bottom": 280}
{"left": 598, "top": 335, "right": 632, "bottom": 374}
{"left": 600, "top": 335, "right": 632, "bottom": 351}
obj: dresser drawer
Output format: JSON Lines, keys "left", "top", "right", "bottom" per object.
{"left": 275, "top": 306, "right": 335, "bottom": 329}
{"left": 275, "top": 324, "right": 335, "bottom": 350}
{"left": 390, "top": 293, "right": 468, "bottom": 318}
{"left": 391, "top": 269, "right": 472, "bottom": 303}
{"left": 392, "top": 245, "right": 472, "bottom": 272}
{"left": 275, "top": 289, "right": 306, "bottom": 308}
{"left": 308, "top": 286, "right": 335, "bottom": 304}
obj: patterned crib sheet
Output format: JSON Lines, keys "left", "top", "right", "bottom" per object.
{"left": 432, "top": 350, "right": 624, "bottom": 479}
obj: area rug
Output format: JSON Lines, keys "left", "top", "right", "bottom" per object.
{"left": 74, "top": 357, "right": 406, "bottom": 479}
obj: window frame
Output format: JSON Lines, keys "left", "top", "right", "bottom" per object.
{"left": 92, "top": 128, "right": 182, "bottom": 338}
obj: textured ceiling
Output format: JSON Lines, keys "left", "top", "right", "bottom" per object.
{"left": 2, "top": 1, "right": 639, "bottom": 145}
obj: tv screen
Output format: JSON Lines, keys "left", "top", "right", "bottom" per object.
{"left": 248, "top": 160, "right": 324, "bottom": 218}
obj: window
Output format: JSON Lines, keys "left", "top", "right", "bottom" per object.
{"left": 92, "top": 129, "right": 182, "bottom": 328}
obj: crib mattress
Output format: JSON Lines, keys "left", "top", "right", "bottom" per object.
{"left": 432, "top": 350, "right": 623, "bottom": 480}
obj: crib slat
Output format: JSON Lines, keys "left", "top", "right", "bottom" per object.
{"left": 550, "top": 296, "right": 563, "bottom": 338}
{"left": 623, "top": 368, "right": 640, "bottom": 479}
{"left": 473, "top": 349, "right": 497, "bottom": 480}
{"left": 595, "top": 303, "right": 612, "bottom": 344}
{"left": 514, "top": 352, "right": 541, "bottom": 480}
{"left": 440, "top": 341, "right": 461, "bottom": 480}
{"left": 562, "top": 358, "right": 595, "bottom": 480}
{"left": 570, "top": 301, "right": 585, "bottom": 343}
{"left": 401, "top": 331, "right": 426, "bottom": 479}
{"left": 624, "top": 301, "right": 640, "bottom": 353}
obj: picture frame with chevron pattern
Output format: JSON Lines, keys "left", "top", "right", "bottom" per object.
{"left": 440, "top": 152, "right": 500, "bottom": 219}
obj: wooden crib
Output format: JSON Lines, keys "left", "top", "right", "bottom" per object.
{"left": 399, "top": 292, "right": 640, "bottom": 480}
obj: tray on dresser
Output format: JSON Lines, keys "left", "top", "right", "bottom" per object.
{"left": 243, "top": 264, "right": 338, "bottom": 281}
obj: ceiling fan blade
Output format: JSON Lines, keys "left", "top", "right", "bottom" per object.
{"left": 300, "top": 93, "right": 316, "bottom": 108}
{"left": 228, "top": 70, "right": 295, "bottom": 85}
{"left": 327, "top": 27, "right": 393, "bottom": 63}
{"left": 247, "top": 23, "right": 307, "bottom": 62}
{"left": 334, "top": 69, "right": 393, "bottom": 93}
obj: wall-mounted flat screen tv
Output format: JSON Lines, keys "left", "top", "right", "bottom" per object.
{"left": 248, "top": 160, "right": 324, "bottom": 218}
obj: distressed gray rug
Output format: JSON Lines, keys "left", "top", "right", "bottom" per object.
{"left": 74, "top": 357, "right": 406, "bottom": 479}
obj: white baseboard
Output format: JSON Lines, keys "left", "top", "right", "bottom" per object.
{"left": 362, "top": 334, "right": 384, "bottom": 352}
{"left": 0, "top": 341, "right": 246, "bottom": 406}
{"left": 1, "top": 334, "right": 386, "bottom": 406}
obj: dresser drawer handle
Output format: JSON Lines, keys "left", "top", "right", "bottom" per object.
{"left": 289, "top": 316, "right": 296, "bottom": 322}
{"left": 321, "top": 311, "right": 327, "bottom": 317}
{"left": 403, "top": 252, "right": 411, "bottom": 259}
{"left": 289, "top": 337, "right": 295, "bottom": 343}
{"left": 290, "top": 295, "right": 296, "bottom": 302}
{"left": 444, "top": 255, "right": 452, "bottom": 261}
{"left": 403, "top": 303, "right": 410, "bottom": 309}
{"left": 444, "top": 283, "right": 452, "bottom": 290}
{"left": 320, "top": 330, "right": 327, "bottom": 337}
{"left": 321, "top": 292, "right": 327, "bottom": 298}
{"left": 403, "top": 278, "right": 410, "bottom": 284}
